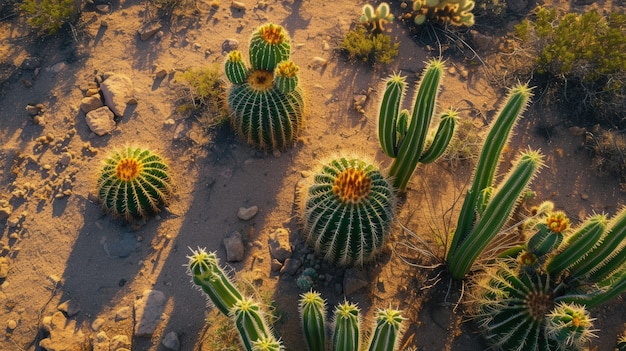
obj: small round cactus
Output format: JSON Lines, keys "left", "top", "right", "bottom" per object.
{"left": 97, "top": 147, "right": 173, "bottom": 220}
{"left": 225, "top": 23, "right": 305, "bottom": 150}
{"left": 545, "top": 302, "right": 597, "bottom": 349}
{"left": 298, "top": 156, "right": 396, "bottom": 266}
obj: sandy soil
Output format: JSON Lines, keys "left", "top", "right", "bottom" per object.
{"left": 0, "top": 0, "right": 624, "bottom": 350}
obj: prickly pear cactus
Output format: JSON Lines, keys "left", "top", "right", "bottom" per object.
{"left": 97, "top": 147, "right": 173, "bottom": 220}
{"left": 298, "top": 156, "right": 395, "bottom": 266}
{"left": 225, "top": 23, "right": 305, "bottom": 150}
{"left": 412, "top": 0, "right": 475, "bottom": 26}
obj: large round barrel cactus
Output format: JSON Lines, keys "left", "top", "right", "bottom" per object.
{"left": 298, "top": 156, "right": 396, "bottom": 266}
{"left": 97, "top": 147, "right": 173, "bottom": 220}
{"left": 225, "top": 23, "right": 305, "bottom": 150}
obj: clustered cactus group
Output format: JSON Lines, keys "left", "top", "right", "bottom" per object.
{"left": 97, "top": 147, "right": 173, "bottom": 221}
{"left": 471, "top": 206, "right": 626, "bottom": 350}
{"left": 225, "top": 23, "right": 305, "bottom": 150}
{"left": 411, "top": 0, "right": 475, "bottom": 26}
{"left": 187, "top": 247, "right": 405, "bottom": 351}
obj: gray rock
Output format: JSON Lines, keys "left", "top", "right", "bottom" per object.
{"left": 100, "top": 73, "right": 135, "bottom": 116}
{"left": 224, "top": 232, "right": 245, "bottom": 262}
{"left": 105, "top": 232, "right": 139, "bottom": 258}
{"left": 57, "top": 299, "right": 81, "bottom": 317}
{"left": 134, "top": 290, "right": 166, "bottom": 337}
{"left": 26, "top": 104, "right": 41, "bottom": 116}
{"left": 268, "top": 228, "right": 292, "bottom": 263}
{"left": 161, "top": 331, "right": 181, "bottom": 350}
{"left": 21, "top": 57, "right": 41, "bottom": 70}
{"left": 470, "top": 30, "right": 495, "bottom": 53}
{"left": 280, "top": 258, "right": 301, "bottom": 275}
{"left": 270, "top": 258, "right": 282, "bottom": 272}
{"left": 139, "top": 22, "right": 162, "bottom": 41}
{"left": 80, "top": 95, "right": 104, "bottom": 113}
{"left": 237, "top": 205, "right": 258, "bottom": 220}
{"left": 222, "top": 39, "right": 239, "bottom": 53}
{"left": 115, "top": 306, "right": 132, "bottom": 321}
{"left": 85, "top": 106, "right": 116, "bottom": 136}
{"left": 343, "top": 268, "right": 368, "bottom": 296}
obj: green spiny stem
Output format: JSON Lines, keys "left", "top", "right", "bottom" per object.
{"left": 528, "top": 211, "right": 569, "bottom": 257}
{"left": 544, "top": 302, "right": 597, "bottom": 349}
{"left": 333, "top": 302, "right": 361, "bottom": 351}
{"left": 299, "top": 291, "right": 326, "bottom": 351}
{"left": 419, "top": 109, "right": 458, "bottom": 163}
{"left": 186, "top": 248, "right": 243, "bottom": 316}
{"left": 367, "top": 308, "right": 405, "bottom": 351}
{"left": 225, "top": 50, "right": 249, "bottom": 85}
{"left": 449, "top": 84, "right": 532, "bottom": 262}
{"left": 585, "top": 242, "right": 626, "bottom": 284}
{"left": 274, "top": 61, "right": 299, "bottom": 94}
{"left": 559, "top": 270, "right": 626, "bottom": 309}
{"left": 546, "top": 214, "right": 607, "bottom": 277}
{"left": 232, "top": 297, "right": 274, "bottom": 351}
{"left": 447, "top": 149, "right": 544, "bottom": 280}
{"left": 388, "top": 59, "right": 445, "bottom": 191}
{"left": 569, "top": 206, "right": 626, "bottom": 281}
{"left": 249, "top": 23, "right": 291, "bottom": 71}
{"left": 252, "top": 335, "right": 284, "bottom": 351}
{"left": 378, "top": 73, "right": 405, "bottom": 158}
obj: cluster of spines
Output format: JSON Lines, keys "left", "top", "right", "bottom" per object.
{"left": 97, "top": 147, "right": 173, "bottom": 221}
{"left": 299, "top": 156, "right": 396, "bottom": 266}
{"left": 412, "top": 0, "right": 475, "bottom": 26}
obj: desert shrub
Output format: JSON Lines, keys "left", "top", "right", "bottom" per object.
{"left": 515, "top": 7, "right": 626, "bottom": 126}
{"left": 585, "top": 128, "right": 626, "bottom": 188}
{"left": 175, "top": 65, "right": 229, "bottom": 126}
{"left": 19, "top": 0, "right": 80, "bottom": 35}
{"left": 339, "top": 25, "right": 399, "bottom": 66}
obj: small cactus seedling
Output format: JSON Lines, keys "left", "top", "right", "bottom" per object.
{"left": 97, "top": 147, "right": 173, "bottom": 221}
{"left": 360, "top": 2, "right": 394, "bottom": 33}
{"left": 225, "top": 23, "right": 305, "bottom": 150}
{"left": 378, "top": 58, "right": 458, "bottom": 191}
{"left": 298, "top": 156, "right": 396, "bottom": 266}
{"left": 412, "top": 0, "right": 475, "bottom": 26}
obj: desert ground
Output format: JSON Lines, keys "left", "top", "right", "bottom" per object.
{"left": 0, "top": 0, "right": 625, "bottom": 350}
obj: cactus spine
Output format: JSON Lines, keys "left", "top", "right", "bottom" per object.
{"left": 226, "top": 23, "right": 305, "bottom": 150}
{"left": 298, "top": 156, "right": 396, "bottom": 265}
{"left": 97, "top": 147, "right": 173, "bottom": 221}
{"left": 446, "top": 84, "right": 538, "bottom": 280}
{"left": 378, "top": 59, "right": 457, "bottom": 191}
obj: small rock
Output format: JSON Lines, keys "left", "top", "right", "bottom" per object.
{"left": 268, "top": 228, "right": 292, "bottom": 263}
{"left": 110, "top": 335, "right": 130, "bottom": 350}
{"left": 57, "top": 299, "right": 81, "bottom": 317}
{"left": 21, "top": 57, "right": 41, "bottom": 70}
{"left": 272, "top": 149, "right": 281, "bottom": 158}
{"left": 59, "top": 152, "right": 72, "bottom": 166}
{"left": 115, "top": 307, "right": 132, "bottom": 321}
{"left": 0, "top": 204, "right": 12, "bottom": 220}
{"left": 162, "top": 331, "right": 180, "bottom": 351}
{"left": 25, "top": 104, "right": 41, "bottom": 116}
{"left": 280, "top": 258, "right": 301, "bottom": 275}
{"left": 91, "top": 318, "right": 105, "bottom": 331}
{"left": 39, "top": 312, "right": 89, "bottom": 351}
{"left": 222, "top": 39, "right": 239, "bottom": 53}
{"left": 155, "top": 68, "right": 168, "bottom": 79}
{"left": 33, "top": 115, "right": 45, "bottom": 125}
{"left": 85, "top": 106, "right": 116, "bottom": 136}
{"left": 580, "top": 194, "right": 589, "bottom": 201}
{"left": 7, "top": 319, "right": 17, "bottom": 330}
{"left": 237, "top": 205, "right": 258, "bottom": 220}
{"left": 231, "top": 1, "right": 246, "bottom": 10}
{"left": 138, "top": 22, "right": 163, "bottom": 41}
{"left": 270, "top": 258, "right": 282, "bottom": 272}
{"left": 569, "top": 126, "right": 587, "bottom": 137}
{"left": 311, "top": 57, "right": 328, "bottom": 69}
{"left": 85, "top": 88, "right": 100, "bottom": 97}
{"left": 100, "top": 72, "right": 135, "bottom": 116}
{"left": 134, "top": 290, "right": 166, "bottom": 337}
{"left": 92, "top": 331, "right": 109, "bottom": 351}
{"left": 224, "top": 232, "right": 245, "bottom": 262}
{"left": 193, "top": 42, "right": 202, "bottom": 50}
{"left": 0, "top": 257, "right": 9, "bottom": 279}
{"left": 80, "top": 95, "right": 104, "bottom": 113}
{"left": 95, "top": 4, "right": 110, "bottom": 13}
{"left": 322, "top": 40, "right": 330, "bottom": 51}
{"left": 470, "top": 30, "right": 494, "bottom": 52}
{"left": 49, "top": 62, "right": 66, "bottom": 73}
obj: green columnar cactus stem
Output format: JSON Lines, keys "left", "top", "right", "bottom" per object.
{"left": 378, "top": 59, "right": 456, "bottom": 191}
{"left": 97, "top": 147, "right": 173, "bottom": 221}
{"left": 298, "top": 156, "right": 396, "bottom": 265}
{"left": 299, "top": 291, "right": 326, "bottom": 351}
{"left": 545, "top": 214, "right": 608, "bottom": 276}
{"left": 232, "top": 297, "right": 277, "bottom": 351}
{"left": 545, "top": 302, "right": 597, "bottom": 349}
{"left": 367, "top": 308, "right": 405, "bottom": 351}
{"left": 360, "top": 2, "right": 394, "bottom": 32}
{"left": 333, "top": 302, "right": 361, "bottom": 351}
{"left": 186, "top": 248, "right": 243, "bottom": 316}
{"left": 249, "top": 23, "right": 291, "bottom": 71}
{"left": 447, "top": 149, "right": 544, "bottom": 279}
{"left": 225, "top": 23, "right": 305, "bottom": 150}
{"left": 447, "top": 84, "right": 533, "bottom": 277}
{"left": 251, "top": 335, "right": 283, "bottom": 351}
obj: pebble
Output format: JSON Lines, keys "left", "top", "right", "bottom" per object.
{"left": 268, "top": 228, "right": 292, "bottom": 263}
{"left": 95, "top": 4, "right": 110, "bottom": 13}
{"left": 91, "top": 318, "right": 105, "bottom": 331}
{"left": 223, "top": 232, "right": 245, "bottom": 262}
{"left": 115, "top": 307, "right": 132, "bottom": 321}
{"left": 237, "top": 206, "right": 258, "bottom": 221}
{"left": 162, "top": 331, "right": 180, "bottom": 350}
{"left": 270, "top": 258, "right": 282, "bottom": 272}
{"left": 134, "top": 290, "right": 166, "bottom": 337}
{"left": 7, "top": 319, "right": 17, "bottom": 330}
{"left": 222, "top": 38, "right": 239, "bottom": 53}
{"left": 25, "top": 104, "right": 40, "bottom": 116}
{"left": 311, "top": 57, "right": 328, "bottom": 69}
{"left": 57, "top": 299, "right": 81, "bottom": 317}
{"left": 231, "top": 1, "right": 246, "bottom": 10}
{"left": 280, "top": 258, "right": 301, "bottom": 275}
{"left": 155, "top": 68, "right": 168, "bottom": 79}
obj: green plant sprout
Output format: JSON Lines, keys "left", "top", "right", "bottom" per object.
{"left": 20, "top": 0, "right": 79, "bottom": 35}
{"left": 97, "top": 147, "right": 174, "bottom": 221}
{"left": 360, "top": 2, "right": 394, "bottom": 33}
{"left": 470, "top": 206, "right": 626, "bottom": 350}
{"left": 187, "top": 248, "right": 405, "bottom": 351}
{"left": 339, "top": 26, "right": 399, "bottom": 66}
{"left": 225, "top": 23, "right": 305, "bottom": 150}
{"left": 411, "top": 0, "right": 475, "bottom": 26}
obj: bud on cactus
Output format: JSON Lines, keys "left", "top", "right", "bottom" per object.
{"left": 528, "top": 211, "right": 569, "bottom": 257}
{"left": 97, "top": 147, "right": 173, "bottom": 221}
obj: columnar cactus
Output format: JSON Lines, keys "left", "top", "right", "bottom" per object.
{"left": 360, "top": 2, "right": 394, "bottom": 32}
{"left": 232, "top": 297, "right": 276, "bottom": 351}
{"left": 97, "top": 147, "right": 173, "bottom": 221}
{"left": 368, "top": 308, "right": 405, "bottom": 351}
{"left": 298, "top": 156, "right": 396, "bottom": 266}
{"left": 412, "top": 0, "right": 475, "bottom": 26}
{"left": 446, "top": 84, "right": 541, "bottom": 280}
{"left": 470, "top": 206, "right": 626, "bottom": 350}
{"left": 378, "top": 58, "right": 457, "bottom": 191}
{"left": 299, "top": 291, "right": 326, "bottom": 351}
{"left": 225, "top": 23, "right": 305, "bottom": 150}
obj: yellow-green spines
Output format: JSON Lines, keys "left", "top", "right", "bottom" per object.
{"left": 412, "top": 0, "right": 475, "bottom": 26}
{"left": 232, "top": 297, "right": 276, "bottom": 351}
{"left": 226, "top": 50, "right": 249, "bottom": 85}
{"left": 299, "top": 157, "right": 396, "bottom": 266}
{"left": 299, "top": 291, "right": 327, "bottom": 351}
{"left": 97, "top": 147, "right": 173, "bottom": 221}
{"left": 333, "top": 302, "right": 361, "bottom": 351}
{"left": 367, "top": 308, "right": 405, "bottom": 351}
{"left": 252, "top": 335, "right": 284, "bottom": 351}
{"left": 545, "top": 303, "right": 597, "bottom": 349}
{"left": 274, "top": 61, "right": 299, "bottom": 94}
{"left": 250, "top": 23, "right": 291, "bottom": 71}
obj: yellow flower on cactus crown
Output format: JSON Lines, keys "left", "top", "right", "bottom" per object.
{"left": 546, "top": 211, "right": 570, "bottom": 233}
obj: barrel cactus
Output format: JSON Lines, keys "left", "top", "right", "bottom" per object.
{"left": 97, "top": 147, "right": 173, "bottom": 220}
{"left": 298, "top": 156, "right": 396, "bottom": 266}
{"left": 225, "top": 23, "right": 305, "bottom": 150}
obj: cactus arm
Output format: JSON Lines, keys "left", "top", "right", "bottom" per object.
{"left": 299, "top": 291, "right": 327, "bottom": 351}
{"left": 449, "top": 84, "right": 532, "bottom": 259}
{"left": 585, "top": 241, "right": 626, "bottom": 283}
{"left": 367, "top": 308, "right": 405, "bottom": 351}
{"left": 378, "top": 74, "right": 406, "bottom": 158}
{"left": 545, "top": 214, "right": 607, "bottom": 277}
{"left": 447, "top": 149, "right": 544, "bottom": 280}
{"left": 333, "top": 302, "right": 361, "bottom": 351}
{"left": 225, "top": 50, "right": 249, "bottom": 85}
{"left": 419, "top": 109, "right": 458, "bottom": 164}
{"left": 232, "top": 298, "right": 273, "bottom": 351}
{"left": 559, "top": 270, "right": 626, "bottom": 309}
{"left": 249, "top": 23, "right": 291, "bottom": 71}
{"left": 389, "top": 59, "right": 444, "bottom": 190}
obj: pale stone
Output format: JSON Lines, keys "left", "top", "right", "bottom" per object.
{"left": 100, "top": 73, "right": 134, "bottom": 116}
{"left": 85, "top": 106, "right": 116, "bottom": 136}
